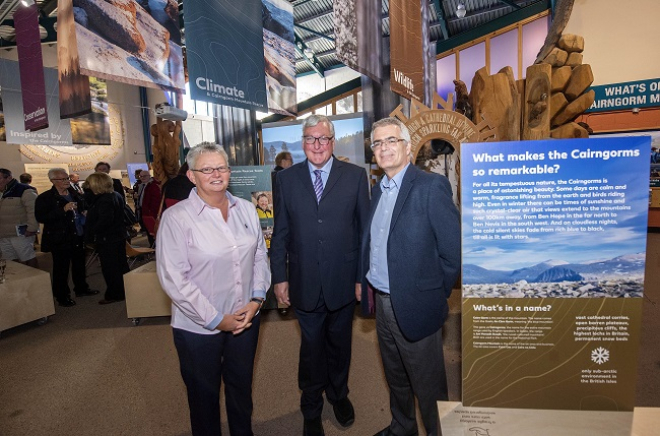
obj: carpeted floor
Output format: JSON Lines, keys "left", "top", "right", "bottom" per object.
{"left": 1, "top": 233, "right": 658, "bottom": 436}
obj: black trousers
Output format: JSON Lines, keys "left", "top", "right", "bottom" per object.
{"left": 376, "top": 293, "right": 448, "bottom": 436}
{"left": 50, "top": 237, "right": 89, "bottom": 302}
{"left": 295, "top": 296, "right": 354, "bottom": 420}
{"left": 172, "top": 315, "right": 261, "bottom": 436}
{"left": 97, "top": 240, "right": 129, "bottom": 301}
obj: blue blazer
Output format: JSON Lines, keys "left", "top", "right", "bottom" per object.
{"left": 270, "top": 158, "right": 370, "bottom": 311}
{"left": 361, "top": 165, "right": 461, "bottom": 341}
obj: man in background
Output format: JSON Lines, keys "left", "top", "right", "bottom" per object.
{"left": 0, "top": 169, "right": 39, "bottom": 268}
{"left": 69, "top": 173, "right": 84, "bottom": 195}
{"left": 270, "top": 115, "right": 369, "bottom": 436}
{"left": 361, "top": 117, "right": 460, "bottom": 436}
{"left": 271, "top": 150, "right": 294, "bottom": 316}
{"left": 95, "top": 161, "right": 126, "bottom": 202}
{"left": 137, "top": 170, "right": 160, "bottom": 247}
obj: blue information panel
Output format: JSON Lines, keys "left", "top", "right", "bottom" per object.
{"left": 460, "top": 137, "right": 650, "bottom": 411}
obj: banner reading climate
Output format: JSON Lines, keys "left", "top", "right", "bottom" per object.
{"left": 185, "top": 0, "right": 267, "bottom": 111}
{"left": 461, "top": 137, "right": 649, "bottom": 411}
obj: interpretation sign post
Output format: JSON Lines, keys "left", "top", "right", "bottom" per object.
{"left": 460, "top": 137, "right": 650, "bottom": 411}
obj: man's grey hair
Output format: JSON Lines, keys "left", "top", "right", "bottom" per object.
{"left": 370, "top": 117, "right": 412, "bottom": 144}
{"left": 302, "top": 114, "right": 335, "bottom": 137}
{"left": 48, "top": 168, "right": 68, "bottom": 179}
{"left": 186, "top": 142, "right": 229, "bottom": 169}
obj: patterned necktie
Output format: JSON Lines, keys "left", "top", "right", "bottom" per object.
{"left": 313, "top": 170, "right": 323, "bottom": 203}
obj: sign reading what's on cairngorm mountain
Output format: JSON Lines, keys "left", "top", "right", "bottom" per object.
{"left": 460, "top": 137, "right": 649, "bottom": 411}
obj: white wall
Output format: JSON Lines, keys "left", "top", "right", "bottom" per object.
{"left": 565, "top": 0, "right": 659, "bottom": 85}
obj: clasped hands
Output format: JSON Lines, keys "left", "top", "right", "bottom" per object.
{"left": 217, "top": 300, "right": 261, "bottom": 335}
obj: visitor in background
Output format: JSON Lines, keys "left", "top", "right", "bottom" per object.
{"left": 161, "top": 163, "right": 195, "bottom": 212}
{"left": 0, "top": 168, "right": 39, "bottom": 268}
{"left": 95, "top": 161, "right": 126, "bottom": 202}
{"left": 137, "top": 170, "right": 160, "bottom": 246}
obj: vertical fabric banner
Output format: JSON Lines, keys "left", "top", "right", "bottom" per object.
{"left": 262, "top": 0, "right": 296, "bottom": 116}
{"left": 185, "top": 0, "right": 267, "bottom": 111}
{"left": 57, "top": 0, "right": 91, "bottom": 119}
{"left": 333, "top": 0, "right": 381, "bottom": 82}
{"left": 389, "top": 0, "right": 424, "bottom": 101}
{"left": 461, "top": 137, "right": 649, "bottom": 411}
{"left": 14, "top": 4, "right": 48, "bottom": 131}
{"left": 0, "top": 60, "right": 73, "bottom": 146}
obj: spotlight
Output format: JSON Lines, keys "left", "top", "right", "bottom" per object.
{"left": 21, "top": 0, "right": 35, "bottom": 6}
{"left": 456, "top": 1, "right": 466, "bottom": 18}
{"left": 303, "top": 48, "right": 314, "bottom": 58}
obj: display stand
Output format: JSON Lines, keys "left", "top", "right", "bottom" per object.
{"left": 438, "top": 402, "right": 659, "bottom": 436}
{"left": 0, "top": 261, "right": 55, "bottom": 333}
{"left": 124, "top": 261, "right": 171, "bottom": 326}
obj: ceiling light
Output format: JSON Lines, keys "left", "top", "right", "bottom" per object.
{"left": 21, "top": 0, "right": 35, "bottom": 7}
{"left": 303, "top": 48, "right": 314, "bottom": 58}
{"left": 456, "top": 1, "right": 466, "bottom": 18}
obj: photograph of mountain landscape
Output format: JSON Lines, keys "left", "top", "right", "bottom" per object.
{"left": 262, "top": 0, "right": 296, "bottom": 116}
{"left": 70, "top": 77, "right": 110, "bottom": 145}
{"left": 71, "top": 0, "right": 184, "bottom": 91}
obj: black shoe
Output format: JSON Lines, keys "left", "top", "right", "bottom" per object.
{"left": 373, "top": 427, "right": 395, "bottom": 436}
{"left": 332, "top": 397, "right": 355, "bottom": 427}
{"left": 303, "top": 416, "right": 324, "bottom": 436}
{"left": 99, "top": 299, "right": 122, "bottom": 305}
{"left": 75, "top": 289, "right": 100, "bottom": 297}
{"left": 57, "top": 298, "right": 76, "bottom": 307}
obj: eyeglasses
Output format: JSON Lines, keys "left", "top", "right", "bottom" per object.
{"left": 191, "top": 166, "right": 231, "bottom": 175}
{"left": 371, "top": 137, "right": 406, "bottom": 150}
{"left": 50, "top": 177, "right": 70, "bottom": 182}
{"left": 303, "top": 135, "right": 333, "bottom": 146}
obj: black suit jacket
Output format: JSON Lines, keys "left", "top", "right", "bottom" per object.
{"left": 361, "top": 165, "right": 461, "bottom": 341}
{"left": 35, "top": 186, "right": 86, "bottom": 253}
{"left": 270, "top": 158, "right": 369, "bottom": 311}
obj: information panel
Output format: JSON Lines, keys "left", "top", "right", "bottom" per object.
{"left": 461, "top": 137, "right": 650, "bottom": 411}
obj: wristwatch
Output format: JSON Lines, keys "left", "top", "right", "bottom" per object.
{"left": 250, "top": 297, "right": 265, "bottom": 315}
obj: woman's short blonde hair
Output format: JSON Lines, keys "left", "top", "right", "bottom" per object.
{"left": 85, "top": 172, "right": 114, "bottom": 195}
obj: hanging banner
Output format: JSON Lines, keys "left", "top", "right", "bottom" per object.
{"left": 461, "top": 137, "right": 650, "bottom": 411}
{"left": 57, "top": 0, "right": 91, "bottom": 119}
{"left": 0, "top": 60, "right": 72, "bottom": 146}
{"left": 70, "top": 77, "right": 111, "bottom": 145}
{"left": 185, "top": 0, "right": 267, "bottom": 111}
{"left": 14, "top": 4, "right": 49, "bottom": 131}
{"left": 262, "top": 0, "right": 296, "bottom": 116}
{"left": 333, "top": 0, "right": 381, "bottom": 82}
{"left": 69, "top": 0, "right": 184, "bottom": 91}
{"left": 389, "top": 0, "right": 424, "bottom": 101}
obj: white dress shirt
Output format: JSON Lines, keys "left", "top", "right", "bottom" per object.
{"left": 156, "top": 188, "right": 270, "bottom": 335}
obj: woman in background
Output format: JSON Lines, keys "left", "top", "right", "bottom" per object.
{"left": 84, "top": 172, "right": 129, "bottom": 305}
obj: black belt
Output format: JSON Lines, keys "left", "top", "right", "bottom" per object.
{"left": 372, "top": 286, "right": 390, "bottom": 297}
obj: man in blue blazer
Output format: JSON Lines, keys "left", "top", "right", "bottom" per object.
{"left": 360, "top": 117, "right": 461, "bottom": 436}
{"left": 271, "top": 115, "right": 369, "bottom": 436}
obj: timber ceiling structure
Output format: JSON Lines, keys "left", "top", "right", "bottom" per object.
{"left": 0, "top": 0, "right": 551, "bottom": 77}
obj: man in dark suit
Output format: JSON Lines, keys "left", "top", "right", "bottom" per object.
{"left": 361, "top": 117, "right": 460, "bottom": 436}
{"left": 95, "top": 161, "right": 126, "bottom": 202}
{"left": 270, "top": 114, "right": 369, "bottom": 436}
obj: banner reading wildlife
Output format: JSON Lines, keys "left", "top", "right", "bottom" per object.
{"left": 333, "top": 0, "right": 381, "bottom": 82}
{"left": 262, "top": 0, "right": 296, "bottom": 116}
{"left": 14, "top": 4, "right": 48, "bottom": 131}
{"left": 389, "top": 0, "right": 424, "bottom": 101}
{"left": 185, "top": 0, "right": 267, "bottom": 110}
{"left": 57, "top": 0, "right": 91, "bottom": 119}
{"left": 0, "top": 60, "right": 72, "bottom": 146}
{"left": 461, "top": 137, "right": 650, "bottom": 411}
{"left": 70, "top": 0, "right": 184, "bottom": 91}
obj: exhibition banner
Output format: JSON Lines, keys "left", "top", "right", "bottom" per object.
{"left": 57, "top": 0, "right": 91, "bottom": 119}
{"left": 14, "top": 4, "right": 48, "bottom": 131}
{"left": 70, "top": 77, "right": 111, "bottom": 145}
{"left": 389, "top": 0, "right": 424, "bottom": 101}
{"left": 228, "top": 166, "right": 274, "bottom": 249}
{"left": 262, "top": 113, "right": 367, "bottom": 166}
{"left": 262, "top": 0, "right": 297, "bottom": 116}
{"left": 461, "top": 137, "right": 650, "bottom": 411}
{"left": 586, "top": 78, "right": 660, "bottom": 113}
{"left": 0, "top": 60, "right": 72, "bottom": 146}
{"left": 185, "top": 0, "right": 267, "bottom": 111}
{"left": 71, "top": 0, "right": 184, "bottom": 91}
{"left": 333, "top": 0, "right": 381, "bottom": 82}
